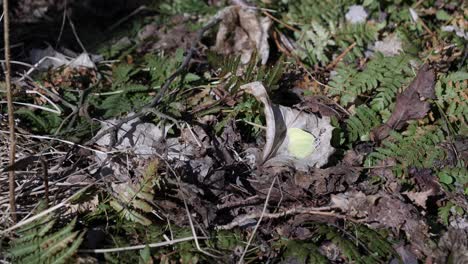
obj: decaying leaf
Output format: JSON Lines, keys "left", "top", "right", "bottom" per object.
{"left": 213, "top": 6, "right": 271, "bottom": 64}
{"left": 403, "top": 188, "right": 435, "bottom": 209}
{"left": 371, "top": 64, "right": 436, "bottom": 142}
{"left": 435, "top": 228, "right": 468, "bottom": 263}
{"left": 94, "top": 115, "right": 170, "bottom": 158}
{"left": 331, "top": 190, "right": 432, "bottom": 257}
{"left": 152, "top": 24, "right": 197, "bottom": 52}
{"left": 241, "top": 82, "right": 335, "bottom": 171}
{"left": 30, "top": 46, "right": 99, "bottom": 70}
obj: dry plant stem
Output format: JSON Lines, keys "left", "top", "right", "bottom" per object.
{"left": 326, "top": 42, "right": 356, "bottom": 70}
{"left": 0, "top": 129, "right": 109, "bottom": 154}
{"left": 39, "top": 158, "right": 49, "bottom": 206}
{"left": 66, "top": 11, "right": 86, "bottom": 53}
{"left": 238, "top": 177, "right": 277, "bottom": 264}
{"left": 0, "top": 183, "right": 94, "bottom": 235}
{"left": 79, "top": 236, "right": 207, "bottom": 254}
{"left": 262, "top": 11, "right": 299, "bottom": 32}
{"left": 3, "top": 0, "right": 17, "bottom": 223}
{"left": 55, "top": 0, "right": 68, "bottom": 48}
{"left": 217, "top": 205, "right": 340, "bottom": 230}
{"left": 183, "top": 197, "right": 218, "bottom": 258}
{"left": 85, "top": 14, "right": 222, "bottom": 147}
{"left": 108, "top": 5, "right": 148, "bottom": 31}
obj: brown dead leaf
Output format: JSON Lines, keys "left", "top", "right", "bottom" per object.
{"left": 410, "top": 168, "right": 441, "bottom": 195}
{"left": 434, "top": 228, "right": 468, "bottom": 263}
{"left": 295, "top": 96, "right": 345, "bottom": 118}
{"left": 371, "top": 64, "right": 436, "bottom": 142}
{"left": 331, "top": 190, "right": 432, "bottom": 257}
{"left": 308, "top": 165, "right": 359, "bottom": 196}
{"left": 213, "top": 6, "right": 271, "bottom": 64}
{"left": 152, "top": 24, "right": 197, "bottom": 52}
{"left": 403, "top": 188, "right": 435, "bottom": 209}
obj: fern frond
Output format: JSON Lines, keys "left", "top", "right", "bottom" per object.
{"left": 316, "top": 224, "right": 396, "bottom": 263}
{"left": 435, "top": 71, "right": 468, "bottom": 125}
{"left": 8, "top": 204, "right": 83, "bottom": 264}
{"left": 110, "top": 160, "right": 160, "bottom": 226}
{"left": 328, "top": 53, "right": 413, "bottom": 107}
{"left": 346, "top": 105, "right": 381, "bottom": 142}
{"left": 367, "top": 124, "right": 446, "bottom": 176}
{"left": 287, "top": 0, "right": 352, "bottom": 25}
{"left": 334, "top": 23, "right": 378, "bottom": 62}
{"left": 295, "top": 21, "right": 335, "bottom": 65}
{"left": 281, "top": 240, "right": 328, "bottom": 264}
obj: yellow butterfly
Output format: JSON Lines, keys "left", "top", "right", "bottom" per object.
{"left": 287, "top": 128, "right": 319, "bottom": 159}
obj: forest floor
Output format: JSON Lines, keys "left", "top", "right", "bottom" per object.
{"left": 0, "top": 0, "right": 467, "bottom": 263}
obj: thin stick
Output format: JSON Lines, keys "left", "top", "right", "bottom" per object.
{"left": 79, "top": 236, "right": 207, "bottom": 254}
{"left": 107, "top": 5, "right": 148, "bottom": 31}
{"left": 0, "top": 130, "right": 110, "bottom": 155}
{"left": 0, "top": 184, "right": 93, "bottom": 234}
{"left": 0, "top": 201, "right": 68, "bottom": 234}
{"left": 217, "top": 206, "right": 339, "bottom": 230}
{"left": 3, "top": 0, "right": 17, "bottom": 223}
{"left": 262, "top": 11, "right": 299, "bottom": 32}
{"left": 326, "top": 42, "right": 356, "bottom": 70}
{"left": 55, "top": 0, "right": 68, "bottom": 48}
{"left": 238, "top": 177, "right": 277, "bottom": 263}
{"left": 39, "top": 158, "right": 49, "bottom": 206}
{"left": 66, "top": 11, "right": 87, "bottom": 53}
{"left": 183, "top": 197, "right": 218, "bottom": 258}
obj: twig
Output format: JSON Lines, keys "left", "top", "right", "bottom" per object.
{"left": 326, "top": 42, "right": 356, "bottom": 70}
{"left": 107, "top": 5, "right": 148, "bottom": 31}
{"left": 217, "top": 205, "right": 339, "bottom": 231}
{"left": 0, "top": 100, "right": 60, "bottom": 114}
{"left": 272, "top": 29, "right": 335, "bottom": 92}
{"left": 262, "top": 11, "right": 299, "bottom": 32}
{"left": 16, "top": 56, "right": 69, "bottom": 82}
{"left": 55, "top": 0, "right": 68, "bottom": 48}
{"left": 0, "top": 184, "right": 94, "bottom": 234}
{"left": 238, "top": 177, "right": 277, "bottom": 264}
{"left": 217, "top": 195, "right": 259, "bottom": 210}
{"left": 3, "top": 0, "right": 17, "bottom": 223}
{"left": 183, "top": 197, "right": 218, "bottom": 258}
{"left": 39, "top": 158, "right": 49, "bottom": 206}
{"left": 66, "top": 11, "right": 87, "bottom": 53}
{"left": 0, "top": 129, "right": 111, "bottom": 155}
{"left": 85, "top": 12, "right": 223, "bottom": 147}
{"left": 79, "top": 236, "right": 207, "bottom": 254}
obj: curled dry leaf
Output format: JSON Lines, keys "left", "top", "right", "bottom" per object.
{"left": 371, "top": 64, "right": 436, "bottom": 142}
{"left": 30, "top": 46, "right": 98, "bottom": 70}
{"left": 241, "top": 82, "right": 335, "bottom": 171}
{"left": 213, "top": 6, "right": 271, "bottom": 64}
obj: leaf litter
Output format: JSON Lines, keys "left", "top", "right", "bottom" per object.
{"left": 1, "top": 1, "right": 467, "bottom": 263}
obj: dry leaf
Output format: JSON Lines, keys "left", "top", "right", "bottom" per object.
{"left": 403, "top": 188, "right": 435, "bottom": 209}
{"left": 213, "top": 6, "right": 271, "bottom": 64}
{"left": 371, "top": 64, "right": 436, "bottom": 142}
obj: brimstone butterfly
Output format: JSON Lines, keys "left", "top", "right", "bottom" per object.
{"left": 287, "top": 128, "right": 316, "bottom": 159}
